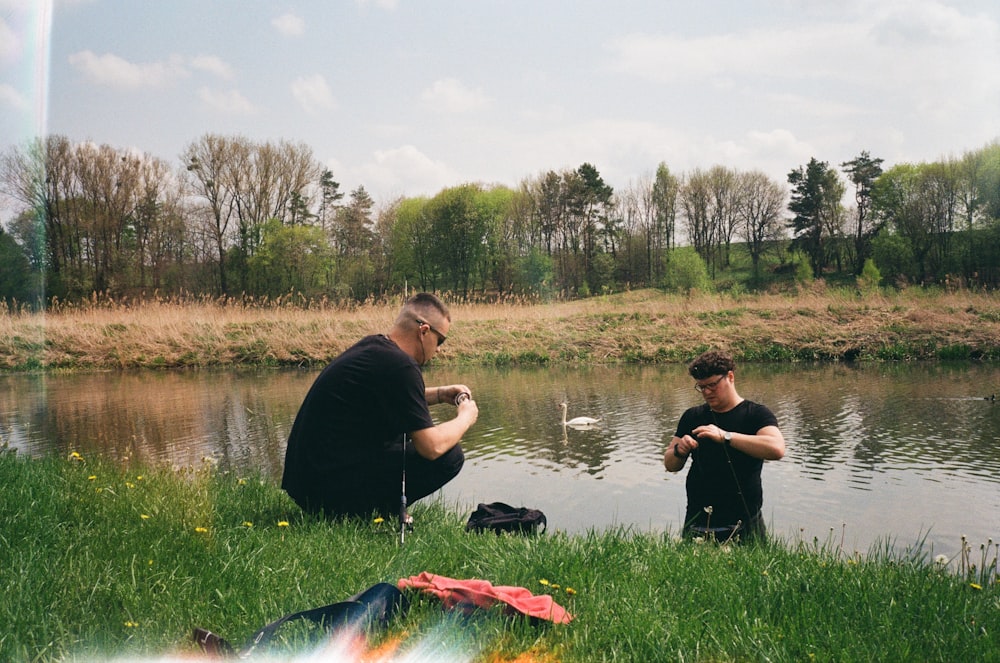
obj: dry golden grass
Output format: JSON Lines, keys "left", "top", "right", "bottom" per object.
{"left": 2, "top": 287, "right": 999, "bottom": 371}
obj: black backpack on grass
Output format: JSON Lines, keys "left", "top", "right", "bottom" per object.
{"left": 465, "top": 502, "right": 547, "bottom": 535}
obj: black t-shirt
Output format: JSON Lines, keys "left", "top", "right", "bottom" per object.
{"left": 281, "top": 334, "right": 435, "bottom": 511}
{"left": 674, "top": 400, "right": 778, "bottom": 528}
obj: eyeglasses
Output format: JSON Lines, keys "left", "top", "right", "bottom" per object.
{"left": 415, "top": 318, "right": 447, "bottom": 347}
{"left": 694, "top": 374, "right": 726, "bottom": 393}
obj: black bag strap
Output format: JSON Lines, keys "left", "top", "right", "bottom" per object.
{"left": 194, "top": 582, "right": 407, "bottom": 658}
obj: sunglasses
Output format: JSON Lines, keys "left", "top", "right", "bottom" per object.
{"left": 414, "top": 318, "right": 447, "bottom": 347}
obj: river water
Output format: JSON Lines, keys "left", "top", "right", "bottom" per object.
{"left": 2, "top": 362, "right": 998, "bottom": 559}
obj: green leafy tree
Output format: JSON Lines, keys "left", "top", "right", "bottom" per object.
{"left": 517, "top": 246, "right": 554, "bottom": 296}
{"left": 662, "top": 247, "right": 712, "bottom": 294}
{"left": 0, "top": 227, "right": 39, "bottom": 307}
{"left": 476, "top": 185, "right": 518, "bottom": 295}
{"left": 425, "top": 184, "right": 489, "bottom": 296}
{"left": 650, "top": 163, "right": 679, "bottom": 281}
{"left": 247, "top": 219, "right": 332, "bottom": 298}
{"left": 316, "top": 168, "right": 343, "bottom": 233}
{"left": 857, "top": 257, "right": 882, "bottom": 292}
{"left": 872, "top": 162, "right": 957, "bottom": 284}
{"left": 841, "top": 151, "right": 884, "bottom": 274}
{"left": 787, "top": 158, "right": 845, "bottom": 276}
{"left": 389, "top": 196, "right": 436, "bottom": 292}
{"left": 871, "top": 231, "right": 916, "bottom": 286}
{"left": 573, "top": 163, "right": 615, "bottom": 290}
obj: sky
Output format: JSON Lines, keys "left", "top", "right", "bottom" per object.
{"left": 2, "top": 0, "right": 999, "bottom": 217}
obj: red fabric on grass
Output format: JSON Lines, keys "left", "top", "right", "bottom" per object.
{"left": 398, "top": 572, "right": 573, "bottom": 624}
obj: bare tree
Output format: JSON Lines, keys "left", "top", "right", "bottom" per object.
{"left": 680, "top": 168, "right": 714, "bottom": 267}
{"left": 182, "top": 134, "right": 240, "bottom": 294}
{"left": 737, "top": 170, "right": 786, "bottom": 278}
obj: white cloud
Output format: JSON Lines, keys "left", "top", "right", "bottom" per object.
{"left": 271, "top": 13, "right": 305, "bottom": 36}
{"left": 347, "top": 145, "right": 461, "bottom": 199}
{"left": 420, "top": 78, "right": 490, "bottom": 113}
{"left": 189, "top": 55, "right": 233, "bottom": 80}
{"left": 67, "top": 50, "right": 188, "bottom": 88}
{"left": 0, "top": 83, "right": 27, "bottom": 110}
{"left": 290, "top": 74, "right": 337, "bottom": 115}
{"left": 605, "top": 2, "right": 1000, "bottom": 96}
{"left": 197, "top": 86, "right": 257, "bottom": 115}
{"left": 604, "top": 27, "right": 855, "bottom": 85}
{"left": 355, "top": 0, "right": 399, "bottom": 10}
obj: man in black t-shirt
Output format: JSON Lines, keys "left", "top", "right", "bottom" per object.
{"left": 664, "top": 351, "right": 785, "bottom": 541}
{"left": 281, "top": 293, "right": 478, "bottom": 518}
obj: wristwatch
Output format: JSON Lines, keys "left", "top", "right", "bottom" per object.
{"left": 723, "top": 430, "right": 732, "bottom": 445}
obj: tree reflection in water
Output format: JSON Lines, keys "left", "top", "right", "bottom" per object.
{"left": 1, "top": 362, "right": 998, "bottom": 558}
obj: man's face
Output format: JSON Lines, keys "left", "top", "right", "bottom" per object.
{"left": 415, "top": 315, "right": 449, "bottom": 364}
{"left": 694, "top": 372, "right": 731, "bottom": 406}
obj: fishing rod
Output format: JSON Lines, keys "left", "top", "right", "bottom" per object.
{"left": 400, "top": 391, "right": 470, "bottom": 545}
{"left": 400, "top": 434, "right": 409, "bottom": 545}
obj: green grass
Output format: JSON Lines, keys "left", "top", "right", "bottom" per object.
{"left": 1, "top": 448, "right": 998, "bottom": 662}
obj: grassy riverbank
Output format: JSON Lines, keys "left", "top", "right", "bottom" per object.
{"left": 1, "top": 449, "right": 997, "bottom": 662}
{"left": 2, "top": 287, "right": 1000, "bottom": 372}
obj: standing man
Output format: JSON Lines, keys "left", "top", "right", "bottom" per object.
{"left": 664, "top": 350, "right": 785, "bottom": 541}
{"left": 282, "top": 292, "right": 478, "bottom": 519}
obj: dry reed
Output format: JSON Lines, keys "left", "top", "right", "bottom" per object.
{"left": 1, "top": 287, "right": 999, "bottom": 371}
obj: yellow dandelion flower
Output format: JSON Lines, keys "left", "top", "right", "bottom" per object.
{"left": 148, "top": 560, "right": 153, "bottom": 566}
{"left": 125, "top": 482, "right": 135, "bottom": 489}
{"left": 88, "top": 475, "right": 97, "bottom": 481}
{"left": 565, "top": 587, "right": 577, "bottom": 596}
{"left": 124, "top": 620, "right": 139, "bottom": 628}
{"left": 195, "top": 526, "right": 208, "bottom": 533}
{"left": 970, "top": 582, "right": 982, "bottom": 590}
{"left": 136, "top": 475, "right": 144, "bottom": 481}
{"left": 69, "top": 451, "right": 83, "bottom": 462}
{"left": 538, "top": 578, "right": 550, "bottom": 586}
{"left": 278, "top": 521, "right": 289, "bottom": 528}
{"left": 373, "top": 517, "right": 385, "bottom": 524}
{"left": 243, "top": 521, "right": 253, "bottom": 528}
{"left": 140, "top": 514, "right": 150, "bottom": 520}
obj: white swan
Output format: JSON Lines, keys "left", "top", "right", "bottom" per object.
{"left": 560, "top": 402, "right": 601, "bottom": 427}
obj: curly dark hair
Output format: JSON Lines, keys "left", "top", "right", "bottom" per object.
{"left": 688, "top": 350, "right": 735, "bottom": 380}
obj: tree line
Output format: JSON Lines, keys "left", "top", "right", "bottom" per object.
{"left": 1, "top": 134, "right": 998, "bottom": 307}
